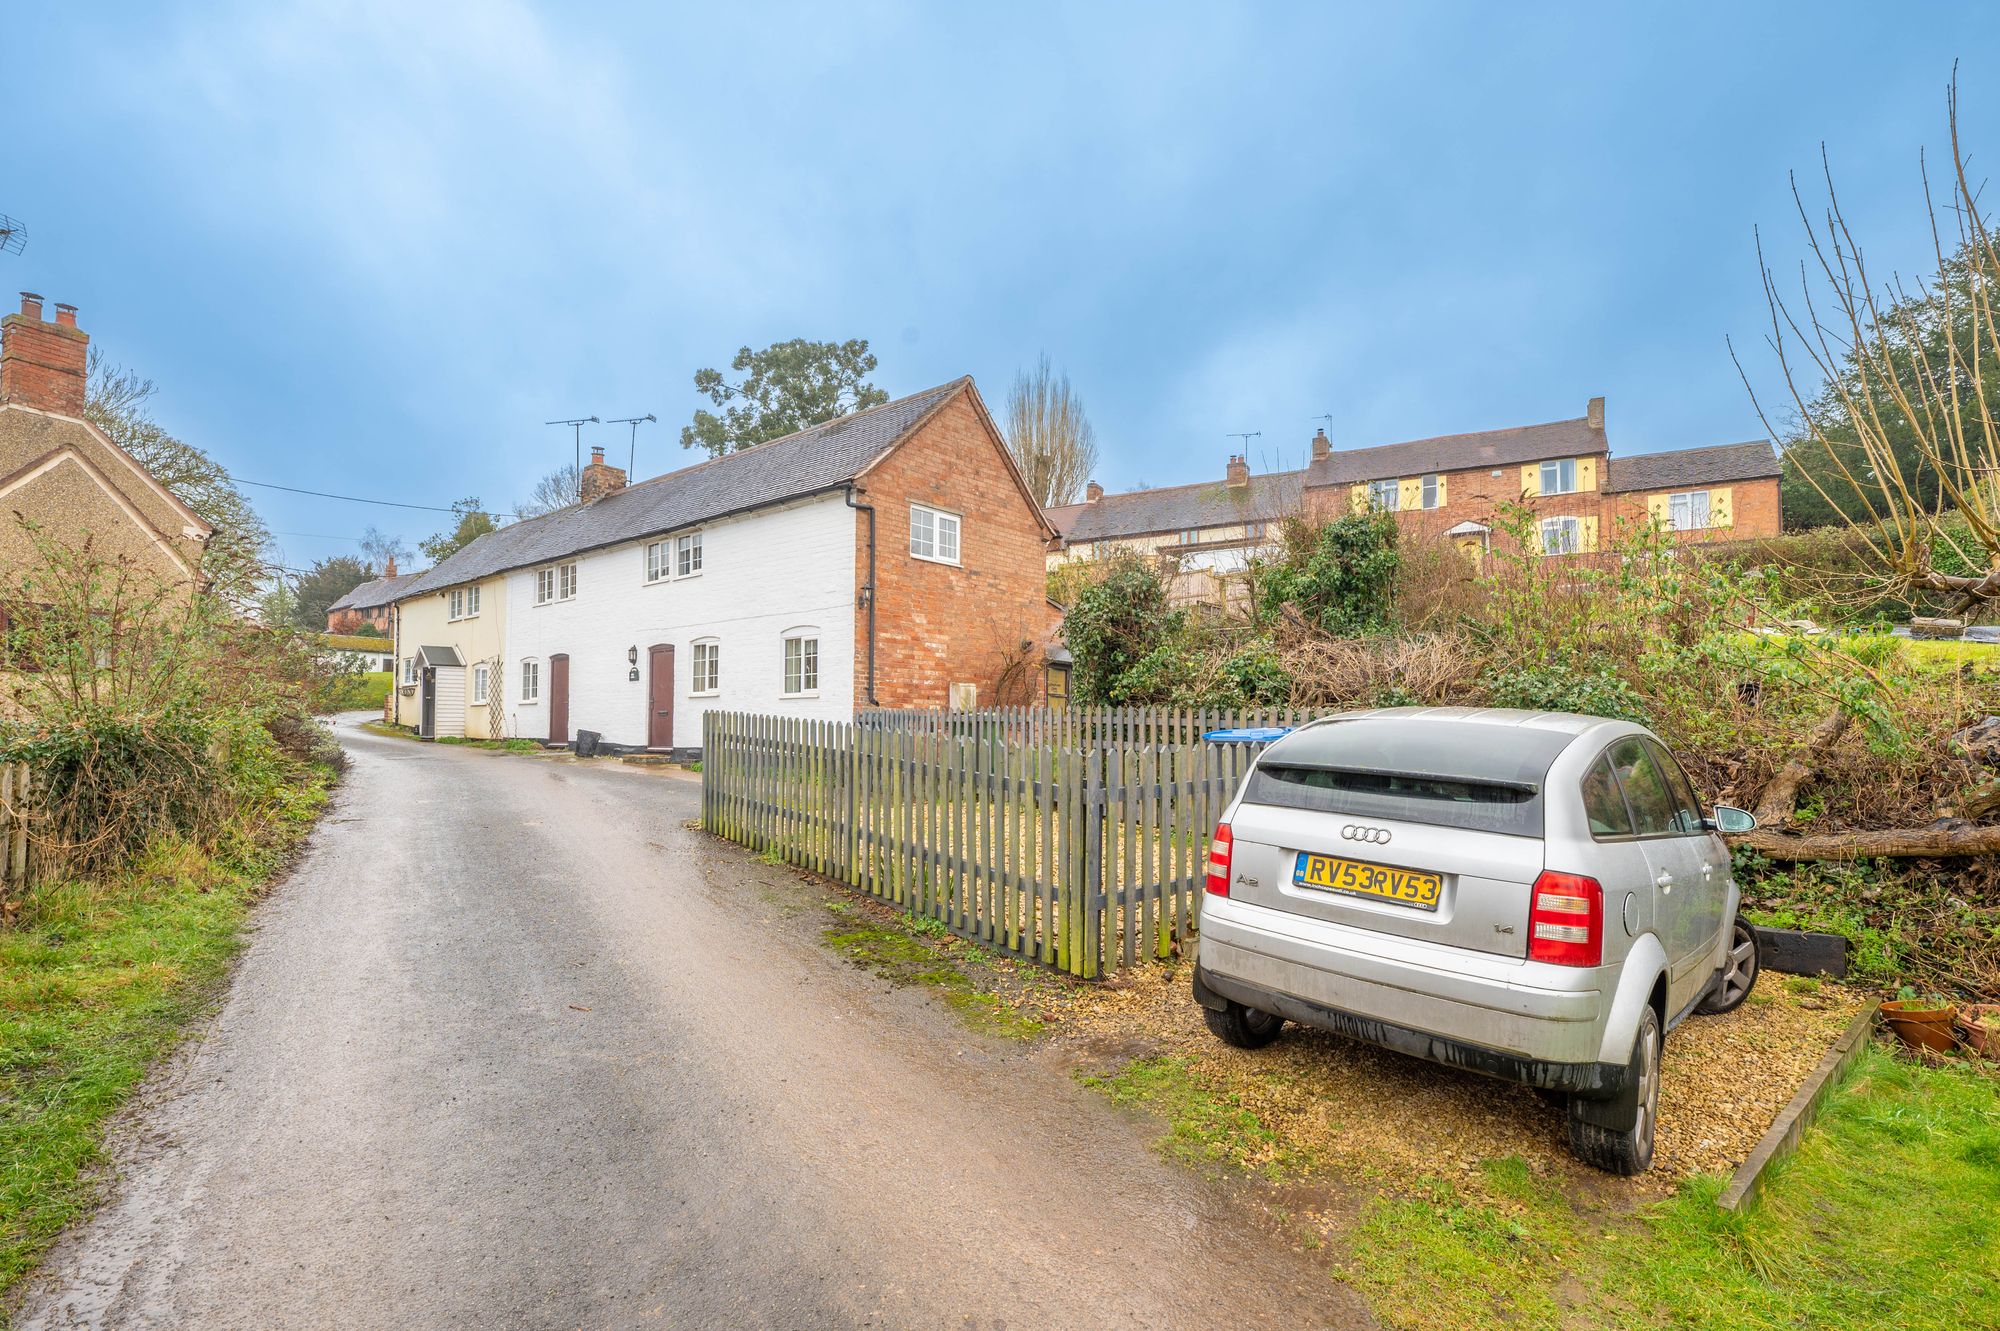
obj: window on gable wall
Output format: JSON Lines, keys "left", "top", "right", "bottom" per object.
{"left": 1667, "top": 490, "right": 1711, "bottom": 531}
{"left": 910, "top": 504, "right": 960, "bottom": 563}
{"left": 1368, "top": 479, "right": 1400, "bottom": 511}
{"left": 1540, "top": 458, "right": 1578, "bottom": 495}
{"left": 677, "top": 532, "right": 703, "bottom": 577}
{"left": 1421, "top": 474, "right": 1441, "bottom": 509}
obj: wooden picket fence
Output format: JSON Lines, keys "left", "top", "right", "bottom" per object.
{"left": 702, "top": 707, "right": 1310, "bottom": 977}
{"left": 0, "top": 763, "right": 31, "bottom": 894}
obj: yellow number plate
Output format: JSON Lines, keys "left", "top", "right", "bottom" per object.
{"left": 1294, "top": 853, "right": 1442, "bottom": 910}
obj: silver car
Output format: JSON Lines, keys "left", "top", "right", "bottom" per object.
{"left": 1192, "top": 707, "right": 1760, "bottom": 1174}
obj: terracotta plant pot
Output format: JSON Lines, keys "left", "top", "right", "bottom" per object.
{"left": 1882, "top": 999, "right": 1959, "bottom": 1053}
{"left": 1957, "top": 1004, "right": 2000, "bottom": 1058}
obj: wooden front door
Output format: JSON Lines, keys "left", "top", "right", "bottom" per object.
{"left": 647, "top": 644, "right": 675, "bottom": 750}
{"left": 549, "top": 653, "right": 571, "bottom": 745}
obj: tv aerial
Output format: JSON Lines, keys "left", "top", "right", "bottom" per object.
{"left": 545, "top": 416, "right": 600, "bottom": 499}
{"left": 608, "top": 414, "right": 656, "bottom": 476}
{"left": 0, "top": 215, "right": 25, "bottom": 257}
{"left": 1226, "top": 431, "right": 1262, "bottom": 451}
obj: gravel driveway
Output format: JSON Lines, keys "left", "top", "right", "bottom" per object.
{"left": 11, "top": 716, "right": 1365, "bottom": 1330}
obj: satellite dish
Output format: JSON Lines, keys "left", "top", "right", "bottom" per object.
{"left": 0, "top": 215, "right": 24, "bottom": 256}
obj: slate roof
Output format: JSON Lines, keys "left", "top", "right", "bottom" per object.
{"left": 1604, "top": 440, "right": 1780, "bottom": 493}
{"left": 401, "top": 379, "right": 976, "bottom": 597}
{"left": 1051, "top": 471, "right": 1305, "bottom": 545}
{"left": 327, "top": 571, "right": 423, "bottom": 612}
{"left": 1303, "top": 415, "right": 1608, "bottom": 488}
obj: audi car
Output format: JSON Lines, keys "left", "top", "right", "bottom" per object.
{"left": 1191, "top": 707, "right": 1760, "bottom": 1174}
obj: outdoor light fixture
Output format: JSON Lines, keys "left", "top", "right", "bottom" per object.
{"left": 627, "top": 645, "right": 640, "bottom": 682}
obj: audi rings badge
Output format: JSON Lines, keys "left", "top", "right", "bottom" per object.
{"left": 1340, "top": 824, "right": 1392, "bottom": 845}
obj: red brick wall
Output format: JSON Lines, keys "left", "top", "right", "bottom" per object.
{"left": 0, "top": 305, "right": 89, "bottom": 416}
{"left": 857, "top": 388, "right": 1058, "bottom": 708}
{"left": 1603, "top": 477, "right": 1782, "bottom": 543}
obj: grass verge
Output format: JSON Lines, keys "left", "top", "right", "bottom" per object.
{"left": 1083, "top": 1040, "right": 1998, "bottom": 1329}
{"left": 324, "top": 670, "right": 391, "bottom": 712}
{"left": 822, "top": 905, "right": 1049, "bottom": 1040}
{"left": 0, "top": 766, "right": 333, "bottom": 1317}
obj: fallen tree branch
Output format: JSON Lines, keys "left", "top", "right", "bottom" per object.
{"left": 1752, "top": 708, "right": 1852, "bottom": 828}
{"left": 1730, "top": 822, "right": 2000, "bottom": 862}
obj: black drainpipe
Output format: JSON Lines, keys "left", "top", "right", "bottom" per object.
{"left": 846, "top": 484, "right": 878, "bottom": 705}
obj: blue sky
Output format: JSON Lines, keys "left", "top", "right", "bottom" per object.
{"left": 5, "top": 3, "right": 1996, "bottom": 570}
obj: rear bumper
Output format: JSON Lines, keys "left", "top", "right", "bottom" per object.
{"left": 1196, "top": 898, "right": 1631, "bottom": 1097}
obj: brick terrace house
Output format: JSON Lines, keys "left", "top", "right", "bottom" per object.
{"left": 325, "top": 556, "right": 420, "bottom": 633}
{"left": 1048, "top": 397, "right": 1782, "bottom": 604}
{"left": 394, "top": 378, "right": 1058, "bottom": 753}
{"left": 0, "top": 293, "right": 211, "bottom": 595}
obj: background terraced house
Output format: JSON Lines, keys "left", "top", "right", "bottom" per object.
{"left": 1048, "top": 397, "right": 1782, "bottom": 605}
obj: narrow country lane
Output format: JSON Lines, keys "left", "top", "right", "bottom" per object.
{"left": 12, "top": 717, "right": 1368, "bottom": 1331}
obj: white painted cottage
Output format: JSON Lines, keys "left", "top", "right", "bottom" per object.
{"left": 395, "top": 379, "right": 1059, "bottom": 755}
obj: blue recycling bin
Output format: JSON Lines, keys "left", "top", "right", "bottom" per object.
{"left": 1201, "top": 727, "right": 1293, "bottom": 744}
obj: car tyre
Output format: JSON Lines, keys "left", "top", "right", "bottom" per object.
{"left": 1203, "top": 999, "right": 1285, "bottom": 1049}
{"left": 1567, "top": 1005, "right": 1659, "bottom": 1176}
{"left": 1695, "top": 917, "right": 1760, "bottom": 1016}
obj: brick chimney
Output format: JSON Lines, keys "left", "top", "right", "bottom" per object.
{"left": 581, "top": 444, "right": 627, "bottom": 502}
{"left": 0, "top": 292, "right": 89, "bottom": 416}
{"left": 384, "top": 555, "right": 397, "bottom": 577}
{"left": 1225, "top": 455, "right": 1249, "bottom": 489}
{"left": 1085, "top": 480, "right": 1103, "bottom": 502}
{"left": 1311, "top": 427, "right": 1331, "bottom": 462}
{"left": 1586, "top": 395, "right": 1605, "bottom": 431}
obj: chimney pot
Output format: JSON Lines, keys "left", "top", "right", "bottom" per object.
{"left": 580, "top": 447, "right": 628, "bottom": 502}
{"left": 1586, "top": 396, "right": 1606, "bottom": 431}
{"left": 18, "top": 293, "right": 42, "bottom": 319}
{"left": 590, "top": 445, "right": 605, "bottom": 464}
{"left": 1085, "top": 480, "right": 1103, "bottom": 502}
{"left": 1311, "top": 427, "right": 1331, "bottom": 462}
{"left": 53, "top": 303, "right": 77, "bottom": 328}
{"left": 2, "top": 292, "right": 88, "bottom": 414}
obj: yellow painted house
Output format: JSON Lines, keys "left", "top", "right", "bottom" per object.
{"left": 389, "top": 573, "right": 509, "bottom": 739}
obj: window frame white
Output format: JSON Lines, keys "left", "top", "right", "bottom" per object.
{"left": 782, "top": 631, "right": 820, "bottom": 698}
{"left": 401, "top": 655, "right": 417, "bottom": 684}
{"left": 1667, "top": 490, "right": 1712, "bottom": 531}
{"left": 1539, "top": 515, "right": 1583, "bottom": 556}
{"left": 909, "top": 503, "right": 962, "bottom": 565}
{"left": 535, "top": 563, "right": 577, "bottom": 604}
{"left": 520, "top": 658, "right": 540, "bottom": 703}
{"left": 1368, "top": 478, "right": 1401, "bottom": 511}
{"left": 465, "top": 584, "right": 480, "bottom": 616}
{"left": 448, "top": 588, "right": 463, "bottom": 620}
{"left": 676, "top": 531, "right": 703, "bottom": 578}
{"left": 1420, "top": 474, "right": 1441, "bottom": 510}
{"left": 1540, "top": 458, "right": 1579, "bottom": 496}
{"left": 471, "top": 662, "right": 489, "bottom": 705}
{"left": 645, "top": 539, "right": 671, "bottom": 583}
{"left": 558, "top": 562, "right": 577, "bottom": 600}
{"left": 534, "top": 567, "right": 555, "bottom": 605}
{"left": 690, "top": 639, "right": 721, "bottom": 696}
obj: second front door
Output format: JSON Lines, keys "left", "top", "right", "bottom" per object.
{"left": 648, "top": 644, "right": 674, "bottom": 749}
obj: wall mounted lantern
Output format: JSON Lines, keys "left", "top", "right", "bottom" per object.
{"left": 627, "top": 644, "right": 640, "bottom": 682}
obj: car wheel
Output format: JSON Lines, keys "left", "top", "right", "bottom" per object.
{"left": 1567, "top": 1005, "right": 1660, "bottom": 1175}
{"left": 1696, "top": 917, "right": 1760, "bottom": 1016}
{"left": 1203, "top": 999, "right": 1285, "bottom": 1049}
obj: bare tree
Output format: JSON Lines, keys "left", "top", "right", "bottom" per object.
{"left": 358, "top": 525, "right": 410, "bottom": 574}
{"left": 1736, "top": 71, "right": 2000, "bottom": 614}
{"left": 517, "top": 462, "right": 580, "bottom": 517}
{"left": 1005, "top": 353, "right": 1099, "bottom": 507}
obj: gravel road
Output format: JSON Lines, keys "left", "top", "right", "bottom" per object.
{"left": 12, "top": 717, "right": 1366, "bottom": 1330}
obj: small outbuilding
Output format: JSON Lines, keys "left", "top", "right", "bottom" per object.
{"left": 415, "top": 644, "right": 465, "bottom": 740}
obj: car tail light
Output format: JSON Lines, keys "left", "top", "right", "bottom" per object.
{"left": 1528, "top": 869, "right": 1603, "bottom": 966}
{"left": 1205, "top": 823, "right": 1233, "bottom": 897}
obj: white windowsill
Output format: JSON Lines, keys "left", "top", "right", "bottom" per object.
{"left": 911, "top": 551, "right": 961, "bottom": 567}
{"left": 689, "top": 690, "right": 720, "bottom": 699}
{"left": 780, "top": 691, "right": 820, "bottom": 700}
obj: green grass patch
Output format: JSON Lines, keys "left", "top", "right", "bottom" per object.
{"left": 324, "top": 670, "right": 391, "bottom": 712}
{"left": 1078, "top": 1054, "right": 1312, "bottom": 1178}
{"left": 822, "top": 920, "right": 1045, "bottom": 1039}
{"left": 359, "top": 720, "right": 418, "bottom": 742}
{"left": 433, "top": 736, "right": 540, "bottom": 753}
{"left": 0, "top": 772, "right": 332, "bottom": 1315}
{"left": 1337, "top": 1047, "right": 2000, "bottom": 1330}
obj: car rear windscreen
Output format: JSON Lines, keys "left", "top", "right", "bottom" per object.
{"left": 1242, "top": 718, "right": 1575, "bottom": 837}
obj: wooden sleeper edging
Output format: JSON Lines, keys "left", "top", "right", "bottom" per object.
{"left": 1715, "top": 998, "right": 1881, "bottom": 1212}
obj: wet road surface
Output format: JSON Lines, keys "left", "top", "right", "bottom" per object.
{"left": 13, "top": 716, "right": 1368, "bottom": 1330}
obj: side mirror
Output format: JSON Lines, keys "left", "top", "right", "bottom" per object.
{"left": 1709, "top": 804, "right": 1757, "bottom": 834}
